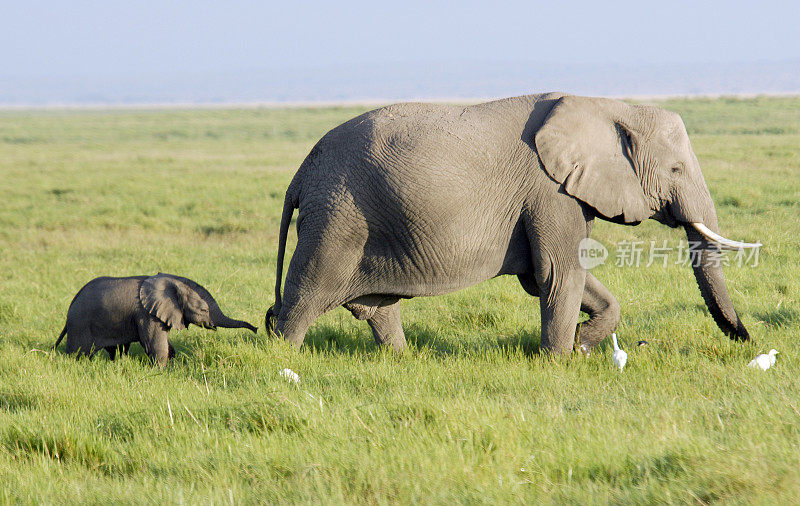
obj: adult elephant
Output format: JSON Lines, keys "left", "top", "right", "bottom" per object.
{"left": 265, "top": 93, "right": 760, "bottom": 354}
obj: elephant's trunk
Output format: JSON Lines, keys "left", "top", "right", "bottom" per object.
{"left": 683, "top": 223, "right": 750, "bottom": 341}
{"left": 211, "top": 310, "right": 258, "bottom": 333}
{"left": 670, "top": 179, "right": 756, "bottom": 341}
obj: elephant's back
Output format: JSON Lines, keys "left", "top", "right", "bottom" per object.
{"left": 319, "top": 100, "right": 516, "bottom": 162}
{"left": 67, "top": 276, "right": 146, "bottom": 321}
{"left": 299, "top": 93, "right": 561, "bottom": 182}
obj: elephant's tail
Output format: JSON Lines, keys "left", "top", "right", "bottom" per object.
{"left": 266, "top": 177, "right": 300, "bottom": 334}
{"left": 54, "top": 323, "right": 67, "bottom": 350}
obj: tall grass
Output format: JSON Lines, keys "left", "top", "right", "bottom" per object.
{"left": 0, "top": 97, "right": 798, "bottom": 503}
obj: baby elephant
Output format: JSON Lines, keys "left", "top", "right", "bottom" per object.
{"left": 55, "top": 273, "right": 257, "bottom": 366}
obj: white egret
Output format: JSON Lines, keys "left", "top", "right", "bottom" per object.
{"left": 611, "top": 333, "right": 627, "bottom": 372}
{"left": 748, "top": 349, "right": 778, "bottom": 371}
{"left": 280, "top": 368, "right": 301, "bottom": 384}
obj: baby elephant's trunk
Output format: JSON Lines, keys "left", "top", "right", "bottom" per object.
{"left": 214, "top": 314, "right": 258, "bottom": 333}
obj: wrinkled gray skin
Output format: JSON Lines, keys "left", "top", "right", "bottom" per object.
{"left": 55, "top": 273, "right": 257, "bottom": 366}
{"left": 265, "top": 93, "right": 752, "bottom": 354}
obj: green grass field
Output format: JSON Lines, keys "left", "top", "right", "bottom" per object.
{"left": 1, "top": 96, "right": 799, "bottom": 504}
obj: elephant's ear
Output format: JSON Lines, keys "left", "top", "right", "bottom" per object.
{"left": 139, "top": 275, "right": 186, "bottom": 330}
{"left": 534, "top": 96, "right": 651, "bottom": 223}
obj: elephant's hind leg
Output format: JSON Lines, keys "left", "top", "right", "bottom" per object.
{"left": 64, "top": 325, "right": 94, "bottom": 358}
{"left": 274, "top": 220, "right": 364, "bottom": 347}
{"left": 576, "top": 273, "right": 620, "bottom": 354}
{"left": 275, "top": 282, "right": 349, "bottom": 348}
{"left": 345, "top": 296, "right": 406, "bottom": 351}
{"left": 368, "top": 302, "right": 406, "bottom": 351}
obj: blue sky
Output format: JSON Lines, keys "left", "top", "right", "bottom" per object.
{"left": 1, "top": 1, "right": 799, "bottom": 103}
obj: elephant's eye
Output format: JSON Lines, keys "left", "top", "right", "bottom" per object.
{"left": 671, "top": 164, "right": 684, "bottom": 175}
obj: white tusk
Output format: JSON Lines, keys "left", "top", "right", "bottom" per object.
{"left": 690, "top": 222, "right": 762, "bottom": 250}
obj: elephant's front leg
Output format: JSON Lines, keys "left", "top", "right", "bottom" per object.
{"left": 576, "top": 273, "right": 621, "bottom": 354}
{"left": 537, "top": 262, "right": 586, "bottom": 353}
{"left": 135, "top": 315, "right": 172, "bottom": 367}
{"left": 519, "top": 270, "right": 619, "bottom": 353}
{"left": 527, "top": 208, "right": 589, "bottom": 353}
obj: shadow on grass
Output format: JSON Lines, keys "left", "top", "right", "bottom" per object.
{"left": 51, "top": 340, "right": 175, "bottom": 366}
{"left": 302, "top": 321, "right": 541, "bottom": 358}
{"left": 50, "top": 328, "right": 261, "bottom": 367}
{"left": 121, "top": 324, "right": 541, "bottom": 361}
{"left": 303, "top": 325, "right": 373, "bottom": 356}
{"left": 753, "top": 307, "right": 799, "bottom": 329}
{"left": 55, "top": 321, "right": 544, "bottom": 363}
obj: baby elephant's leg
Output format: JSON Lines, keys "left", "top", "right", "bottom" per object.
{"left": 105, "top": 342, "right": 133, "bottom": 361}
{"left": 136, "top": 315, "right": 172, "bottom": 367}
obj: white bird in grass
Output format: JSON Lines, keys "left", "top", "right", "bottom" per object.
{"left": 611, "top": 333, "right": 627, "bottom": 371}
{"left": 280, "top": 368, "right": 301, "bottom": 384}
{"left": 748, "top": 349, "right": 778, "bottom": 371}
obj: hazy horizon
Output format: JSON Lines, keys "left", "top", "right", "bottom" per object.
{"left": 2, "top": 1, "right": 799, "bottom": 105}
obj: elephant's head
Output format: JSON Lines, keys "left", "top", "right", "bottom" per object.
{"left": 139, "top": 273, "right": 257, "bottom": 332}
{"left": 535, "top": 95, "right": 760, "bottom": 341}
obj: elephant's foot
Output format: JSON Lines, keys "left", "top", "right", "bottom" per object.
{"left": 265, "top": 305, "right": 279, "bottom": 336}
{"left": 573, "top": 323, "right": 590, "bottom": 356}
{"left": 370, "top": 323, "right": 407, "bottom": 352}
{"left": 576, "top": 330, "right": 617, "bottom": 357}
{"left": 575, "top": 274, "right": 621, "bottom": 356}
{"left": 573, "top": 322, "right": 611, "bottom": 356}
{"left": 272, "top": 316, "right": 314, "bottom": 348}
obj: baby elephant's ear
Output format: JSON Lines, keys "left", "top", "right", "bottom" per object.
{"left": 139, "top": 275, "right": 186, "bottom": 330}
